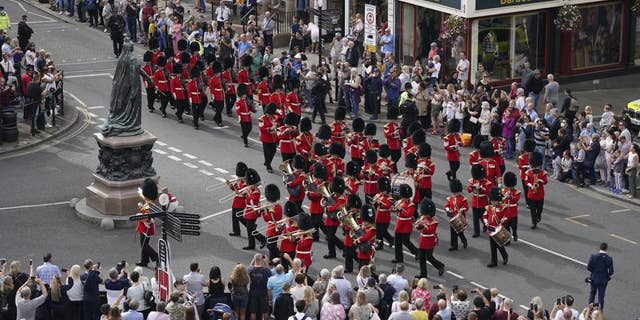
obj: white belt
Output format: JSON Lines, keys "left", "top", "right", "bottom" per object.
{"left": 261, "top": 93, "right": 270, "bottom": 96}
{"left": 289, "top": 102, "right": 300, "bottom": 106}
{"left": 506, "top": 204, "right": 518, "bottom": 208}
{"left": 397, "top": 217, "right": 412, "bottom": 221}
{"left": 474, "top": 194, "right": 487, "bottom": 197}
{"left": 158, "top": 80, "right": 168, "bottom": 83}
{"left": 174, "top": 88, "right": 183, "bottom": 91}
{"left": 191, "top": 92, "right": 200, "bottom": 95}
{"left": 213, "top": 88, "right": 223, "bottom": 91}
{"left": 420, "top": 234, "right": 435, "bottom": 237}
{"left": 297, "top": 251, "right": 311, "bottom": 254}
{"left": 240, "top": 112, "right": 250, "bottom": 115}
{"left": 281, "top": 139, "right": 293, "bottom": 142}
{"left": 378, "top": 209, "right": 389, "bottom": 212}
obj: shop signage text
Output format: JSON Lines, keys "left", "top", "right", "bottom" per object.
{"left": 476, "top": 0, "right": 554, "bottom": 10}
{"left": 422, "top": 0, "right": 461, "bottom": 10}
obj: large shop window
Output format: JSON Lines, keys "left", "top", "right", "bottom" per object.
{"left": 634, "top": 16, "right": 640, "bottom": 65}
{"left": 477, "top": 13, "right": 546, "bottom": 82}
{"left": 571, "top": 2, "right": 623, "bottom": 70}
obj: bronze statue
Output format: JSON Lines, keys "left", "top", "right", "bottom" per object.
{"left": 102, "top": 37, "right": 144, "bottom": 137}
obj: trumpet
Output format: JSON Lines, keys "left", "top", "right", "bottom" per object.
{"left": 238, "top": 202, "right": 280, "bottom": 218}
{"left": 251, "top": 214, "right": 291, "bottom": 235}
{"left": 371, "top": 193, "right": 385, "bottom": 207}
{"left": 391, "top": 200, "right": 404, "bottom": 214}
{"left": 218, "top": 185, "right": 260, "bottom": 204}
{"left": 267, "top": 228, "right": 316, "bottom": 244}
{"left": 206, "top": 177, "right": 241, "bottom": 192}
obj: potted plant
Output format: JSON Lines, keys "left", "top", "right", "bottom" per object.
{"left": 554, "top": 4, "right": 582, "bottom": 32}
{"left": 441, "top": 15, "right": 468, "bottom": 44}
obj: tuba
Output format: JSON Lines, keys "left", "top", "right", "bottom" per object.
{"left": 302, "top": 174, "right": 316, "bottom": 192}
{"left": 280, "top": 160, "right": 302, "bottom": 197}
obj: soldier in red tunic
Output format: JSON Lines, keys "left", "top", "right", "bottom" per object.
{"left": 415, "top": 199, "right": 445, "bottom": 278}
{"left": 402, "top": 122, "right": 420, "bottom": 160}
{"left": 237, "top": 55, "right": 254, "bottom": 103}
{"left": 392, "top": 184, "right": 418, "bottom": 263}
{"left": 286, "top": 155, "right": 307, "bottom": 209}
{"left": 256, "top": 67, "right": 271, "bottom": 110}
{"left": 373, "top": 177, "right": 394, "bottom": 250}
{"left": 270, "top": 76, "right": 287, "bottom": 123}
{"left": 445, "top": 179, "right": 469, "bottom": 251}
{"left": 279, "top": 201, "right": 300, "bottom": 271}
{"left": 443, "top": 119, "right": 463, "bottom": 180}
{"left": 362, "top": 150, "right": 379, "bottom": 205}
{"left": 415, "top": 143, "right": 435, "bottom": 201}
{"left": 235, "top": 83, "right": 255, "bottom": 147}
{"left": 285, "top": 80, "right": 302, "bottom": 117}
{"left": 242, "top": 169, "right": 265, "bottom": 250}
{"left": 383, "top": 106, "right": 402, "bottom": 173}
{"left": 228, "top": 162, "right": 248, "bottom": 237}
{"left": 406, "top": 129, "right": 425, "bottom": 159}
{"left": 490, "top": 124, "right": 507, "bottom": 174}
{"left": 307, "top": 163, "right": 328, "bottom": 241}
{"left": 222, "top": 57, "right": 237, "bottom": 117}
{"left": 469, "top": 135, "right": 487, "bottom": 167}
{"left": 169, "top": 63, "right": 187, "bottom": 123}
{"left": 502, "top": 172, "right": 521, "bottom": 241}
{"left": 376, "top": 144, "right": 394, "bottom": 179}
{"left": 187, "top": 68, "right": 207, "bottom": 130}
{"left": 328, "top": 142, "right": 345, "bottom": 178}
{"left": 278, "top": 113, "right": 300, "bottom": 162}
{"left": 323, "top": 177, "right": 347, "bottom": 259}
{"left": 355, "top": 204, "right": 377, "bottom": 269}
{"left": 208, "top": 61, "right": 226, "bottom": 127}
{"left": 135, "top": 178, "right": 159, "bottom": 267}
{"left": 294, "top": 212, "right": 315, "bottom": 270}
{"left": 295, "top": 117, "right": 314, "bottom": 162}
{"left": 140, "top": 51, "right": 156, "bottom": 113}
{"left": 347, "top": 118, "right": 365, "bottom": 168}
{"left": 330, "top": 107, "right": 349, "bottom": 146}
{"left": 483, "top": 187, "right": 509, "bottom": 268}
{"left": 261, "top": 184, "right": 282, "bottom": 260}
{"left": 479, "top": 140, "right": 502, "bottom": 186}
{"left": 468, "top": 164, "right": 493, "bottom": 238}
{"left": 153, "top": 55, "right": 171, "bottom": 118}
{"left": 316, "top": 124, "right": 333, "bottom": 148}
{"left": 343, "top": 194, "right": 362, "bottom": 273}
{"left": 313, "top": 143, "right": 335, "bottom": 184}
{"left": 519, "top": 139, "right": 536, "bottom": 206}
{"left": 525, "top": 152, "right": 548, "bottom": 229}
{"left": 258, "top": 103, "right": 279, "bottom": 173}
{"left": 344, "top": 161, "right": 361, "bottom": 196}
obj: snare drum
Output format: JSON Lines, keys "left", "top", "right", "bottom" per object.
{"left": 390, "top": 174, "right": 416, "bottom": 199}
{"left": 448, "top": 214, "right": 469, "bottom": 233}
{"left": 489, "top": 226, "right": 512, "bottom": 247}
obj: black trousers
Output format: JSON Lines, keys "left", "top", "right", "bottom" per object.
{"left": 192, "top": 99, "right": 207, "bottom": 128}
{"left": 212, "top": 99, "right": 224, "bottom": 124}
{"left": 231, "top": 207, "right": 246, "bottom": 235}
{"left": 145, "top": 87, "right": 156, "bottom": 111}
{"left": 448, "top": 161, "right": 460, "bottom": 180}
{"left": 418, "top": 248, "right": 444, "bottom": 277}
{"left": 245, "top": 219, "right": 257, "bottom": 248}
{"left": 325, "top": 226, "right": 343, "bottom": 256}
{"left": 158, "top": 92, "right": 170, "bottom": 116}
{"left": 225, "top": 93, "right": 236, "bottom": 115}
{"left": 112, "top": 36, "right": 124, "bottom": 56}
{"left": 344, "top": 246, "right": 355, "bottom": 272}
{"left": 88, "top": 8, "right": 99, "bottom": 25}
{"left": 174, "top": 99, "right": 187, "bottom": 121}
{"left": 240, "top": 122, "right": 252, "bottom": 146}
{"left": 390, "top": 149, "right": 401, "bottom": 173}
{"left": 311, "top": 214, "right": 325, "bottom": 241}
{"left": 139, "top": 234, "right": 158, "bottom": 264}
{"left": 521, "top": 180, "right": 529, "bottom": 206}
{"left": 450, "top": 225, "right": 467, "bottom": 249}
{"left": 489, "top": 237, "right": 508, "bottom": 265}
{"left": 83, "top": 299, "right": 100, "bottom": 320}
{"left": 263, "top": 142, "right": 277, "bottom": 168}
{"left": 529, "top": 199, "right": 544, "bottom": 225}
{"left": 375, "top": 222, "right": 394, "bottom": 246}
{"left": 505, "top": 217, "right": 518, "bottom": 239}
{"left": 472, "top": 207, "right": 485, "bottom": 236}
{"left": 394, "top": 233, "right": 417, "bottom": 262}
{"left": 312, "top": 100, "right": 327, "bottom": 124}
{"left": 358, "top": 259, "right": 370, "bottom": 271}
{"left": 266, "top": 242, "right": 280, "bottom": 261}
{"left": 281, "top": 152, "right": 295, "bottom": 162}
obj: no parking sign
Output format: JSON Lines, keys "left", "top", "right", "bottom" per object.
{"left": 364, "top": 4, "right": 377, "bottom": 53}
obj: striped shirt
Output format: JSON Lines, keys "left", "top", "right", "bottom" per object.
{"left": 534, "top": 127, "right": 549, "bottom": 147}
{"left": 35, "top": 262, "right": 61, "bottom": 285}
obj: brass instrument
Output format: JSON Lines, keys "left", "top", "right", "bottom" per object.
{"left": 267, "top": 228, "right": 317, "bottom": 244}
{"left": 318, "top": 183, "right": 335, "bottom": 208}
{"left": 371, "top": 193, "right": 384, "bottom": 207}
{"left": 218, "top": 185, "right": 260, "bottom": 204}
{"left": 302, "top": 173, "right": 316, "bottom": 192}
{"left": 530, "top": 169, "right": 542, "bottom": 193}
{"left": 391, "top": 199, "right": 405, "bottom": 214}
{"left": 206, "top": 177, "right": 242, "bottom": 192}
{"left": 281, "top": 160, "right": 303, "bottom": 197}
{"left": 251, "top": 212, "right": 291, "bottom": 235}
{"left": 239, "top": 202, "right": 280, "bottom": 218}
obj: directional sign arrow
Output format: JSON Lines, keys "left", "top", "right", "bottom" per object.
{"left": 177, "top": 218, "right": 200, "bottom": 225}
{"left": 180, "top": 224, "right": 201, "bottom": 231}
{"left": 171, "top": 212, "right": 201, "bottom": 220}
{"left": 180, "top": 230, "right": 201, "bottom": 236}
{"left": 166, "top": 228, "right": 182, "bottom": 242}
{"left": 128, "top": 212, "right": 165, "bottom": 221}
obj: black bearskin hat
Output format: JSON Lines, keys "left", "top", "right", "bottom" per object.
{"left": 237, "top": 83, "right": 249, "bottom": 97}
{"left": 347, "top": 194, "right": 362, "bottom": 210}
{"left": 346, "top": 161, "right": 361, "bottom": 177}
{"left": 377, "top": 176, "right": 391, "bottom": 193}
{"left": 194, "top": 60, "right": 205, "bottom": 72}
{"left": 264, "top": 184, "right": 281, "bottom": 202}
{"left": 479, "top": 141, "right": 495, "bottom": 158}
{"left": 417, "top": 143, "right": 431, "bottom": 158}
{"left": 530, "top": 152, "right": 543, "bottom": 167}
{"left": 235, "top": 162, "right": 248, "bottom": 177}
{"left": 223, "top": 57, "right": 235, "bottom": 69}
{"left": 180, "top": 51, "right": 191, "bottom": 65}
{"left": 378, "top": 144, "right": 391, "bottom": 158}
{"left": 258, "top": 66, "right": 269, "bottom": 78}
{"left": 285, "top": 112, "right": 299, "bottom": 126}
{"left": 265, "top": 103, "right": 277, "bottom": 115}
{"left": 405, "top": 153, "right": 418, "bottom": 169}
{"left": 407, "top": 122, "right": 421, "bottom": 137}
{"left": 471, "top": 164, "right": 486, "bottom": 180}
{"left": 143, "top": 50, "right": 153, "bottom": 62}
{"left": 447, "top": 119, "right": 460, "bottom": 133}
{"left": 412, "top": 129, "right": 426, "bottom": 145}
{"left": 317, "top": 124, "right": 332, "bottom": 140}
{"left": 149, "top": 38, "right": 159, "bottom": 50}
{"left": 189, "top": 41, "right": 200, "bottom": 53}
{"left": 297, "top": 212, "right": 313, "bottom": 231}
{"left": 503, "top": 171, "right": 518, "bottom": 188}
{"left": 387, "top": 106, "right": 399, "bottom": 120}
{"left": 142, "top": 178, "right": 158, "bottom": 200}
{"left": 273, "top": 75, "right": 284, "bottom": 90}
{"left": 157, "top": 55, "right": 168, "bottom": 67}
{"left": 365, "top": 123, "right": 377, "bottom": 136}
{"left": 163, "top": 47, "right": 174, "bottom": 59}
{"left": 334, "top": 107, "right": 346, "bottom": 121}
{"left": 313, "top": 162, "right": 328, "bottom": 180}
{"left": 284, "top": 201, "right": 298, "bottom": 218}
{"left": 245, "top": 168, "right": 261, "bottom": 186}
{"left": 300, "top": 117, "right": 312, "bottom": 132}
{"left": 399, "top": 183, "right": 413, "bottom": 199}
{"left": 419, "top": 198, "right": 436, "bottom": 217}
{"left": 293, "top": 155, "right": 307, "bottom": 171}
{"left": 241, "top": 54, "right": 253, "bottom": 67}
{"left": 172, "top": 63, "right": 183, "bottom": 75}
{"left": 472, "top": 135, "right": 486, "bottom": 149}
{"left": 449, "top": 179, "right": 463, "bottom": 193}
{"left": 329, "top": 142, "right": 342, "bottom": 157}
{"left": 524, "top": 139, "right": 536, "bottom": 153}
{"left": 190, "top": 67, "right": 201, "bottom": 79}
{"left": 490, "top": 123, "right": 502, "bottom": 138}
{"left": 313, "top": 143, "right": 327, "bottom": 156}
{"left": 177, "top": 39, "right": 188, "bottom": 51}
{"left": 331, "top": 176, "right": 346, "bottom": 195}
{"left": 365, "top": 150, "right": 378, "bottom": 164}
{"left": 212, "top": 61, "right": 222, "bottom": 73}
{"left": 360, "top": 205, "right": 375, "bottom": 224}
{"left": 352, "top": 118, "right": 365, "bottom": 133}
{"left": 489, "top": 187, "right": 503, "bottom": 202}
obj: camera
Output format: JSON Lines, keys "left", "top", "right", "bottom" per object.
{"left": 584, "top": 277, "right": 591, "bottom": 283}
{"left": 0, "top": 258, "right": 6, "bottom": 265}
{"left": 470, "top": 289, "right": 478, "bottom": 294}
{"left": 116, "top": 260, "right": 127, "bottom": 272}
{"left": 452, "top": 285, "right": 459, "bottom": 292}
{"left": 432, "top": 285, "right": 441, "bottom": 289}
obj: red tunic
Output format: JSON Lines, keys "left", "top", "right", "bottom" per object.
{"left": 141, "top": 64, "right": 155, "bottom": 89}
{"left": 270, "top": 92, "right": 287, "bottom": 120}
{"left": 135, "top": 206, "right": 156, "bottom": 236}
{"left": 374, "top": 193, "right": 392, "bottom": 224}
{"left": 258, "top": 115, "right": 278, "bottom": 143}
{"left": 151, "top": 51, "right": 163, "bottom": 65}
{"left": 361, "top": 137, "right": 380, "bottom": 154}
{"left": 287, "top": 172, "right": 306, "bottom": 202}
{"left": 416, "top": 158, "right": 435, "bottom": 189}
{"left": 278, "top": 125, "right": 299, "bottom": 154}
{"left": 205, "top": 66, "right": 215, "bottom": 79}
{"left": 295, "top": 133, "right": 314, "bottom": 161}
{"left": 325, "top": 195, "right": 346, "bottom": 227}
{"left": 235, "top": 98, "right": 252, "bottom": 123}
{"left": 491, "top": 137, "right": 506, "bottom": 167}
{"left": 256, "top": 80, "right": 271, "bottom": 106}
{"left": 295, "top": 235, "right": 314, "bottom": 268}
{"left": 375, "top": 159, "right": 394, "bottom": 178}
{"left": 394, "top": 200, "right": 415, "bottom": 234}
{"left": 186, "top": 79, "right": 204, "bottom": 104}
{"left": 285, "top": 91, "right": 301, "bottom": 116}
{"left": 518, "top": 153, "right": 530, "bottom": 181}
{"left": 208, "top": 74, "right": 225, "bottom": 101}
{"left": 262, "top": 204, "right": 283, "bottom": 237}
{"left": 320, "top": 157, "right": 336, "bottom": 182}
{"left": 356, "top": 224, "right": 377, "bottom": 260}
{"left": 483, "top": 204, "right": 506, "bottom": 233}
{"left": 347, "top": 132, "right": 364, "bottom": 161}
{"left": 330, "top": 156, "right": 345, "bottom": 177}
{"left": 230, "top": 180, "right": 247, "bottom": 209}
{"left": 444, "top": 194, "right": 468, "bottom": 219}
{"left": 330, "top": 121, "right": 348, "bottom": 146}
{"left": 525, "top": 169, "right": 547, "bottom": 201}
{"left": 384, "top": 122, "right": 401, "bottom": 150}
{"left": 502, "top": 188, "right": 521, "bottom": 220}
{"left": 237, "top": 69, "right": 253, "bottom": 95}
{"left": 344, "top": 176, "right": 361, "bottom": 196}
{"left": 166, "top": 61, "right": 174, "bottom": 74}
{"left": 467, "top": 178, "right": 492, "bottom": 209}
{"left": 362, "top": 163, "right": 379, "bottom": 195}
{"left": 222, "top": 70, "right": 236, "bottom": 95}
{"left": 307, "top": 179, "right": 325, "bottom": 215}
{"left": 279, "top": 223, "right": 298, "bottom": 253}
{"left": 402, "top": 137, "right": 414, "bottom": 159}
{"left": 469, "top": 150, "right": 481, "bottom": 166}
{"left": 480, "top": 158, "right": 502, "bottom": 185}
{"left": 416, "top": 216, "right": 438, "bottom": 249}
{"left": 170, "top": 77, "right": 186, "bottom": 100}
{"left": 443, "top": 133, "right": 462, "bottom": 162}
{"left": 243, "top": 187, "right": 261, "bottom": 220}
{"left": 153, "top": 68, "right": 170, "bottom": 92}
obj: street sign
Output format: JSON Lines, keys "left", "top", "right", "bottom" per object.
{"left": 128, "top": 212, "right": 165, "bottom": 221}
{"left": 364, "top": 4, "right": 377, "bottom": 53}
{"left": 166, "top": 227, "right": 182, "bottom": 242}
{"left": 180, "top": 224, "right": 201, "bottom": 231}
{"left": 177, "top": 218, "right": 200, "bottom": 225}
{"left": 158, "top": 239, "right": 171, "bottom": 271}
{"left": 171, "top": 212, "right": 201, "bottom": 220}
{"left": 180, "top": 230, "right": 201, "bottom": 236}
{"left": 165, "top": 214, "right": 182, "bottom": 232}
{"left": 158, "top": 269, "right": 170, "bottom": 301}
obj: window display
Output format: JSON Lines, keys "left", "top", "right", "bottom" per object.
{"left": 571, "top": 2, "right": 623, "bottom": 69}
{"left": 635, "top": 16, "right": 640, "bottom": 65}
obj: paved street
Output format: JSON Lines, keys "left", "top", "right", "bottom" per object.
{"left": 1, "top": 1, "right": 639, "bottom": 317}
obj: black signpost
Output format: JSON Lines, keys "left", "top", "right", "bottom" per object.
{"left": 128, "top": 195, "right": 202, "bottom": 244}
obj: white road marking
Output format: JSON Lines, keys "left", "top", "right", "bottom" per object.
{"left": 167, "top": 155, "right": 182, "bottom": 161}
{"left": 609, "top": 233, "right": 638, "bottom": 245}
{"left": 469, "top": 281, "right": 488, "bottom": 290}
{"left": 87, "top": 112, "right": 99, "bottom": 118}
{"left": 200, "top": 208, "right": 232, "bottom": 221}
{"left": 0, "top": 201, "right": 68, "bottom": 211}
{"left": 98, "top": 117, "right": 106, "bottom": 122}
{"left": 215, "top": 177, "right": 227, "bottom": 183}
{"left": 87, "top": 106, "right": 105, "bottom": 110}
{"left": 215, "top": 168, "right": 229, "bottom": 174}
{"left": 199, "top": 170, "right": 214, "bottom": 176}
{"left": 64, "top": 73, "right": 112, "bottom": 79}
{"left": 168, "top": 147, "right": 183, "bottom": 153}
{"left": 153, "top": 149, "right": 167, "bottom": 155}
{"left": 26, "top": 11, "right": 55, "bottom": 21}
{"left": 183, "top": 162, "right": 199, "bottom": 169}
{"left": 519, "top": 305, "right": 530, "bottom": 311}
{"left": 11, "top": 20, "right": 54, "bottom": 25}
{"left": 198, "top": 160, "right": 213, "bottom": 166}
{"left": 156, "top": 141, "right": 167, "bottom": 146}
{"left": 211, "top": 126, "right": 229, "bottom": 130}
{"left": 8, "top": 0, "right": 27, "bottom": 11}
{"left": 95, "top": 125, "right": 103, "bottom": 129}
{"left": 446, "top": 271, "right": 464, "bottom": 279}
{"left": 610, "top": 208, "right": 631, "bottom": 213}
{"left": 67, "top": 91, "right": 88, "bottom": 108}
{"left": 183, "top": 153, "right": 197, "bottom": 159}
{"left": 518, "top": 239, "right": 587, "bottom": 266}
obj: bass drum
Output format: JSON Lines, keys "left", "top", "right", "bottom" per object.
{"left": 390, "top": 174, "right": 416, "bottom": 199}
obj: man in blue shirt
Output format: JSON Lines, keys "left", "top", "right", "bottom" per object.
{"left": 587, "top": 242, "right": 614, "bottom": 309}
{"left": 384, "top": 69, "right": 401, "bottom": 111}
{"left": 379, "top": 28, "right": 394, "bottom": 56}
{"left": 267, "top": 264, "right": 293, "bottom": 305}
{"left": 34, "top": 253, "right": 61, "bottom": 285}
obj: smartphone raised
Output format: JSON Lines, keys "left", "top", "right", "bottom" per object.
{"left": 556, "top": 298, "right": 561, "bottom": 305}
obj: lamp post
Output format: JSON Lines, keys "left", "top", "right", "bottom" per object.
{"left": 317, "top": 0, "right": 323, "bottom": 63}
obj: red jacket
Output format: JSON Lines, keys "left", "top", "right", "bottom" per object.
{"left": 469, "top": 150, "right": 481, "bottom": 166}
{"left": 402, "top": 137, "right": 414, "bottom": 159}
{"left": 480, "top": 158, "right": 502, "bottom": 185}
{"left": 170, "top": 77, "right": 186, "bottom": 100}
{"left": 295, "top": 133, "right": 314, "bottom": 161}
{"left": 374, "top": 192, "right": 393, "bottom": 224}
{"left": 141, "top": 64, "right": 155, "bottom": 89}
{"left": 285, "top": 91, "right": 301, "bottom": 116}
{"left": 295, "top": 235, "right": 314, "bottom": 268}
{"left": 237, "top": 69, "right": 253, "bottom": 95}
{"left": 384, "top": 122, "right": 401, "bottom": 150}
{"left": 361, "top": 137, "right": 379, "bottom": 154}
{"left": 256, "top": 80, "right": 271, "bottom": 106}
{"left": 347, "top": 132, "right": 364, "bottom": 160}
{"left": 287, "top": 172, "right": 306, "bottom": 202}
{"left": 362, "top": 163, "right": 379, "bottom": 195}
{"left": 235, "top": 98, "right": 253, "bottom": 123}
{"left": 270, "top": 92, "right": 287, "bottom": 120}
{"left": 491, "top": 137, "right": 506, "bottom": 167}
{"left": 325, "top": 195, "right": 346, "bottom": 227}
{"left": 344, "top": 176, "right": 361, "bottom": 196}
{"left": 467, "top": 178, "right": 493, "bottom": 209}
{"left": 416, "top": 158, "right": 435, "bottom": 189}
{"left": 443, "top": 133, "right": 462, "bottom": 162}
{"left": 444, "top": 194, "right": 468, "bottom": 219}
{"left": 278, "top": 125, "right": 299, "bottom": 154}
{"left": 307, "top": 179, "right": 325, "bottom": 215}
{"left": 152, "top": 51, "right": 163, "bottom": 65}
{"left": 222, "top": 70, "right": 236, "bottom": 95}
{"left": 394, "top": 200, "right": 415, "bottom": 234}
{"left": 483, "top": 204, "right": 507, "bottom": 232}
{"left": 243, "top": 187, "right": 261, "bottom": 220}
{"left": 279, "top": 222, "right": 298, "bottom": 253}
{"left": 502, "top": 188, "right": 521, "bottom": 219}
{"left": 187, "top": 79, "right": 205, "bottom": 104}
{"left": 153, "top": 68, "right": 170, "bottom": 92}
{"left": 416, "top": 216, "right": 438, "bottom": 249}
{"left": 330, "top": 121, "right": 348, "bottom": 146}
{"left": 230, "top": 179, "right": 247, "bottom": 209}
{"left": 208, "top": 74, "right": 225, "bottom": 101}
{"left": 330, "top": 156, "right": 345, "bottom": 177}
{"left": 262, "top": 204, "right": 283, "bottom": 237}
{"left": 525, "top": 169, "right": 547, "bottom": 201}
{"left": 356, "top": 224, "right": 377, "bottom": 260}
{"left": 135, "top": 206, "right": 156, "bottom": 236}
{"left": 320, "top": 157, "right": 336, "bottom": 182}
{"left": 258, "top": 115, "right": 278, "bottom": 143}
{"left": 375, "top": 159, "right": 394, "bottom": 178}
{"left": 518, "top": 153, "right": 530, "bottom": 181}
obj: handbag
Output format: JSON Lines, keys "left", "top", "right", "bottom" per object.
{"left": 369, "top": 305, "right": 381, "bottom": 320}
{"left": 142, "top": 282, "right": 155, "bottom": 306}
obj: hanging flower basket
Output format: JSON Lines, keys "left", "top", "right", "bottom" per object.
{"left": 441, "top": 15, "right": 467, "bottom": 44}
{"left": 554, "top": 4, "right": 582, "bottom": 32}
{"left": 632, "top": 0, "right": 640, "bottom": 16}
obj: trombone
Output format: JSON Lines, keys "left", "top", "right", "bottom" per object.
{"left": 266, "top": 228, "right": 317, "bottom": 244}
{"left": 235, "top": 201, "right": 279, "bottom": 217}
{"left": 251, "top": 214, "right": 294, "bottom": 236}
{"left": 206, "top": 177, "right": 241, "bottom": 192}
{"left": 218, "top": 185, "right": 261, "bottom": 204}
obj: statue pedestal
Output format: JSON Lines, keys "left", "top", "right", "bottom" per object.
{"left": 85, "top": 130, "right": 157, "bottom": 217}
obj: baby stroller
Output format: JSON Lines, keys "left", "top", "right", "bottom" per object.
{"left": 206, "top": 303, "right": 235, "bottom": 320}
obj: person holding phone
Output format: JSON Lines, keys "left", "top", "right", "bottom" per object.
{"left": 15, "top": 276, "right": 48, "bottom": 320}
